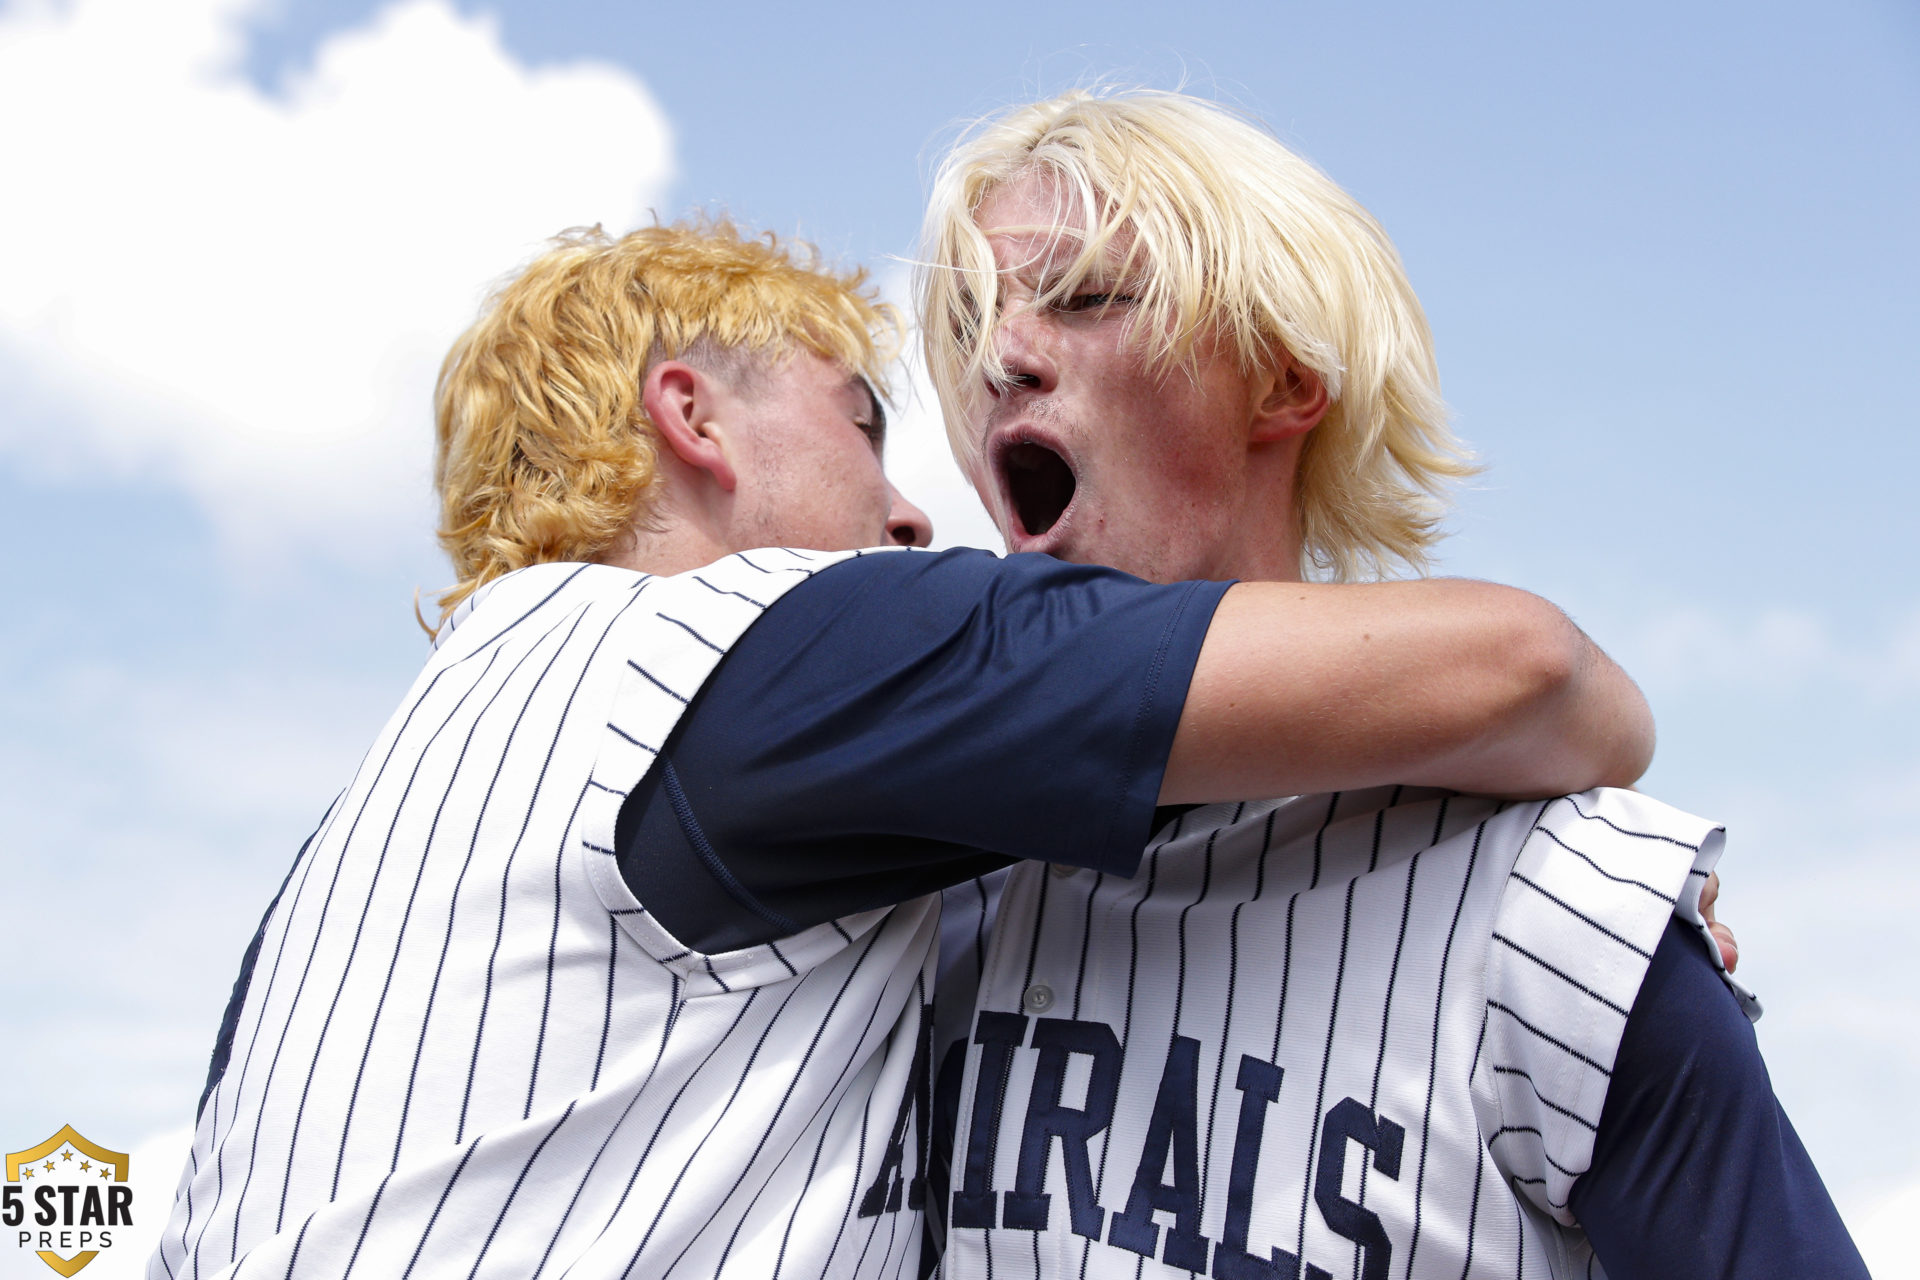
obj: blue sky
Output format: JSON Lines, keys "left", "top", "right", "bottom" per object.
{"left": 2, "top": 0, "right": 1915, "bottom": 1272}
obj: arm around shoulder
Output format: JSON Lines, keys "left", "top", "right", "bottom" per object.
{"left": 1159, "top": 578, "right": 1654, "bottom": 805}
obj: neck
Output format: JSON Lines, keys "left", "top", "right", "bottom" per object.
{"left": 595, "top": 526, "right": 734, "bottom": 578}
{"left": 1212, "top": 543, "right": 1306, "bottom": 584}
{"left": 594, "top": 467, "right": 739, "bottom": 577}
{"left": 1209, "top": 438, "right": 1308, "bottom": 583}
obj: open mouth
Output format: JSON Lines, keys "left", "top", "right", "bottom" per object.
{"left": 1002, "top": 441, "right": 1077, "bottom": 538}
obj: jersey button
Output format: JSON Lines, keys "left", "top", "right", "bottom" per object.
{"left": 1023, "top": 984, "right": 1055, "bottom": 1013}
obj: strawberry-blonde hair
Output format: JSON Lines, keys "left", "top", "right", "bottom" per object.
{"left": 433, "top": 220, "right": 898, "bottom": 622}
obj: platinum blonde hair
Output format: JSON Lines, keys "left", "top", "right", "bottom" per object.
{"left": 917, "top": 88, "right": 1475, "bottom": 580}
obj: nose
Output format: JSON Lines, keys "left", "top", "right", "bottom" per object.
{"left": 885, "top": 484, "right": 933, "bottom": 548}
{"left": 985, "top": 306, "right": 1055, "bottom": 399}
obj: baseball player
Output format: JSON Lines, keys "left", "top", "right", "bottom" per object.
{"left": 149, "top": 219, "right": 1664, "bottom": 1280}
{"left": 916, "top": 90, "right": 1868, "bottom": 1279}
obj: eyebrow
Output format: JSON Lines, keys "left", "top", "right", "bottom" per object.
{"left": 855, "top": 376, "right": 886, "bottom": 446}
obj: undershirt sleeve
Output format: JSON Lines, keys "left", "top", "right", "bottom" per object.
{"left": 1570, "top": 918, "right": 1869, "bottom": 1279}
{"left": 615, "top": 548, "right": 1231, "bottom": 953}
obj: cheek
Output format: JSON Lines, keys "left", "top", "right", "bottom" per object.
{"left": 852, "top": 451, "right": 896, "bottom": 526}
{"left": 1112, "top": 413, "right": 1219, "bottom": 496}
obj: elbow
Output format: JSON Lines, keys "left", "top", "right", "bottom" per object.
{"left": 1610, "top": 699, "right": 1658, "bottom": 789}
{"left": 1406, "top": 584, "right": 1656, "bottom": 798}
{"left": 1524, "top": 611, "right": 1591, "bottom": 723}
{"left": 1507, "top": 603, "right": 1655, "bottom": 793}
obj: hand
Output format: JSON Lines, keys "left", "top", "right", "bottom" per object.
{"left": 1701, "top": 871, "right": 1738, "bottom": 973}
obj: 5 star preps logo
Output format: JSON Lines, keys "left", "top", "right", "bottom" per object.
{"left": 4, "top": 1126, "right": 132, "bottom": 1277}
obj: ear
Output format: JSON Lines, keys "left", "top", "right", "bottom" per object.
{"left": 642, "top": 360, "right": 738, "bottom": 492}
{"left": 1248, "top": 358, "right": 1330, "bottom": 444}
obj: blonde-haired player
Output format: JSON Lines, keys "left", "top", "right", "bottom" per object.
{"left": 920, "top": 89, "right": 1864, "bottom": 1280}
{"left": 153, "top": 212, "right": 1658, "bottom": 1280}
{"left": 922, "top": 89, "right": 1465, "bottom": 584}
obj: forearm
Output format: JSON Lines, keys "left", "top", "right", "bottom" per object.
{"left": 1159, "top": 578, "right": 1653, "bottom": 804}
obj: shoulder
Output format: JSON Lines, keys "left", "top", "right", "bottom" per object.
{"left": 776, "top": 545, "right": 1124, "bottom": 608}
{"left": 433, "top": 562, "right": 643, "bottom": 651}
{"left": 742, "top": 545, "right": 1215, "bottom": 660}
{"left": 780, "top": 545, "right": 1199, "bottom": 602}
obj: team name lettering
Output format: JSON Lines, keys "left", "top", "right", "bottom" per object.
{"left": 857, "top": 1002, "right": 937, "bottom": 1219}
{"left": 954, "top": 1013, "right": 1408, "bottom": 1278}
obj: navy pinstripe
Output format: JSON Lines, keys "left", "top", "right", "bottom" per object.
{"left": 942, "top": 785, "right": 1742, "bottom": 1280}
{"left": 154, "top": 551, "right": 942, "bottom": 1280}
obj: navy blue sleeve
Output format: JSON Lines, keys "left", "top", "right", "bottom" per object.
{"left": 1570, "top": 918, "right": 1869, "bottom": 1279}
{"left": 616, "top": 549, "right": 1230, "bottom": 953}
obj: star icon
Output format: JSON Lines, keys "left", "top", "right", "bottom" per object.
{"left": 79, "top": 1161, "right": 91, "bottom": 1172}
{"left": 43, "top": 1161, "right": 53, "bottom": 1172}
{"left": 61, "top": 1150, "right": 73, "bottom": 1161}
{"left": 100, "top": 1168, "right": 111, "bottom": 1180}
{"left": 20, "top": 1167, "right": 33, "bottom": 1180}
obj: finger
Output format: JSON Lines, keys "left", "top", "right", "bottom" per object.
{"left": 1701, "top": 870, "right": 1721, "bottom": 919}
{"left": 1709, "top": 921, "right": 1739, "bottom": 974}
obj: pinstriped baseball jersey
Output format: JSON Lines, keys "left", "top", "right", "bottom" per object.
{"left": 940, "top": 786, "right": 1748, "bottom": 1280}
{"left": 152, "top": 547, "right": 939, "bottom": 1280}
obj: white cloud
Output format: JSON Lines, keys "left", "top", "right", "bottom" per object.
{"left": 0, "top": 621, "right": 440, "bottom": 1148}
{"left": 0, "top": 0, "right": 673, "bottom": 559}
{"left": 1849, "top": 1175, "right": 1920, "bottom": 1279}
